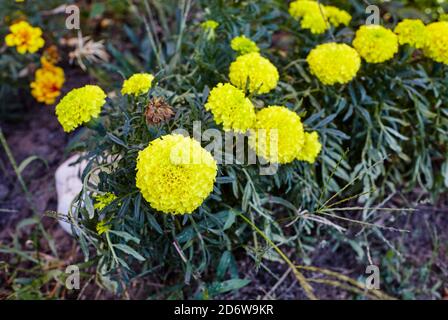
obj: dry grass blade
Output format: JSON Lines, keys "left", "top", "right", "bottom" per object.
{"left": 239, "top": 213, "right": 318, "bottom": 300}
{"left": 297, "top": 265, "right": 396, "bottom": 300}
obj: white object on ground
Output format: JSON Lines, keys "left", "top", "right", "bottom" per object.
{"left": 55, "top": 154, "right": 87, "bottom": 235}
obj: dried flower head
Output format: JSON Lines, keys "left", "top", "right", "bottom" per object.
{"left": 145, "top": 97, "right": 175, "bottom": 125}
{"left": 64, "top": 33, "right": 109, "bottom": 71}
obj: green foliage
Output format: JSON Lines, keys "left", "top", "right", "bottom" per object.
{"left": 55, "top": 0, "right": 448, "bottom": 299}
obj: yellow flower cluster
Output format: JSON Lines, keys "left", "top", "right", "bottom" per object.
{"left": 121, "top": 73, "right": 154, "bottom": 96}
{"left": 94, "top": 193, "right": 117, "bottom": 210}
{"left": 325, "top": 6, "right": 352, "bottom": 27}
{"left": 5, "top": 21, "right": 45, "bottom": 54}
{"left": 307, "top": 43, "right": 361, "bottom": 85}
{"left": 55, "top": 85, "right": 107, "bottom": 132}
{"left": 231, "top": 35, "right": 259, "bottom": 55}
{"left": 136, "top": 134, "right": 217, "bottom": 214}
{"left": 205, "top": 83, "right": 256, "bottom": 132}
{"left": 30, "top": 60, "right": 65, "bottom": 105}
{"left": 297, "top": 132, "right": 322, "bottom": 163}
{"left": 353, "top": 25, "right": 398, "bottom": 63}
{"left": 96, "top": 220, "right": 111, "bottom": 235}
{"left": 229, "top": 52, "right": 279, "bottom": 94}
{"left": 201, "top": 20, "right": 219, "bottom": 30}
{"left": 249, "top": 106, "right": 305, "bottom": 164}
{"left": 424, "top": 21, "right": 448, "bottom": 65}
{"left": 394, "top": 19, "right": 427, "bottom": 49}
{"left": 288, "top": 0, "right": 351, "bottom": 34}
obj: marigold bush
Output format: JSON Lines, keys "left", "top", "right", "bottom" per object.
{"left": 40, "top": 0, "right": 448, "bottom": 299}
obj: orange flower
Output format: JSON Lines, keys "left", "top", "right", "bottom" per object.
{"left": 30, "top": 61, "right": 65, "bottom": 105}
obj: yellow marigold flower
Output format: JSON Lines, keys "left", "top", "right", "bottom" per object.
{"left": 289, "top": 0, "right": 321, "bottom": 19}
{"left": 30, "top": 64, "right": 65, "bottom": 105}
{"left": 300, "top": 11, "right": 328, "bottom": 34}
{"left": 325, "top": 6, "right": 351, "bottom": 27}
{"left": 229, "top": 52, "right": 279, "bottom": 94}
{"left": 205, "top": 83, "right": 256, "bottom": 132}
{"left": 231, "top": 35, "right": 259, "bottom": 55}
{"left": 289, "top": 1, "right": 327, "bottom": 34}
{"left": 353, "top": 25, "right": 398, "bottom": 63}
{"left": 5, "top": 21, "right": 44, "bottom": 54}
{"left": 297, "top": 131, "right": 322, "bottom": 164}
{"left": 96, "top": 220, "right": 111, "bottom": 235}
{"left": 249, "top": 106, "right": 305, "bottom": 164}
{"left": 55, "top": 85, "right": 107, "bottom": 132}
{"left": 424, "top": 21, "right": 448, "bottom": 65}
{"left": 136, "top": 134, "right": 217, "bottom": 214}
{"left": 288, "top": 1, "right": 351, "bottom": 34}
{"left": 94, "top": 193, "right": 117, "bottom": 211}
{"left": 394, "top": 19, "right": 427, "bottom": 49}
{"left": 121, "top": 73, "right": 154, "bottom": 96}
{"left": 307, "top": 42, "right": 361, "bottom": 85}
{"left": 201, "top": 20, "right": 219, "bottom": 30}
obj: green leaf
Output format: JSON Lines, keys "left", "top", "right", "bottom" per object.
{"left": 113, "top": 244, "right": 146, "bottom": 261}
{"left": 216, "top": 251, "right": 232, "bottom": 280}
{"left": 223, "top": 210, "right": 236, "bottom": 230}
{"left": 108, "top": 230, "right": 140, "bottom": 244}
{"left": 84, "top": 192, "right": 95, "bottom": 219}
{"left": 146, "top": 212, "right": 163, "bottom": 234}
{"left": 208, "top": 279, "right": 251, "bottom": 295}
{"left": 106, "top": 133, "right": 128, "bottom": 148}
